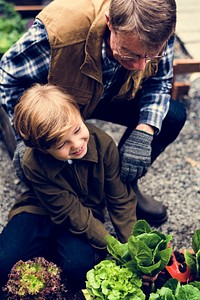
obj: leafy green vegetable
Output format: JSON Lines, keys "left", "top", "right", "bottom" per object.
{"left": 192, "top": 229, "right": 200, "bottom": 254}
{"left": 105, "top": 236, "right": 131, "bottom": 263}
{"left": 106, "top": 220, "right": 172, "bottom": 277}
{"left": 177, "top": 285, "right": 200, "bottom": 300}
{"left": 190, "top": 281, "right": 200, "bottom": 289}
{"left": 149, "top": 287, "right": 174, "bottom": 300}
{"left": 149, "top": 278, "right": 200, "bottom": 300}
{"left": 85, "top": 259, "right": 145, "bottom": 300}
{"left": 184, "top": 251, "right": 196, "bottom": 274}
{"left": 3, "top": 257, "right": 65, "bottom": 299}
{"left": 184, "top": 229, "right": 200, "bottom": 278}
{"left": 132, "top": 219, "right": 152, "bottom": 235}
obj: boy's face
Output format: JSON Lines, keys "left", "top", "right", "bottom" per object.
{"left": 46, "top": 115, "right": 89, "bottom": 161}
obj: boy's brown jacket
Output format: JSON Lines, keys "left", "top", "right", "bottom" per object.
{"left": 9, "top": 124, "right": 137, "bottom": 249}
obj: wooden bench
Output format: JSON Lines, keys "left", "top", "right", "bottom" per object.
{"left": 172, "top": 59, "right": 200, "bottom": 99}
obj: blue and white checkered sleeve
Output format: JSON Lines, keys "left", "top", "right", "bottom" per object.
{"left": 0, "top": 19, "right": 50, "bottom": 124}
{"left": 138, "top": 35, "right": 175, "bottom": 133}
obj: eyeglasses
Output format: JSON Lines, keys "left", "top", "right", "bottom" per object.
{"left": 117, "top": 48, "right": 166, "bottom": 62}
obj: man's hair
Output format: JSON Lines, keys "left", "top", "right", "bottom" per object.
{"left": 109, "top": 0, "right": 176, "bottom": 49}
{"left": 14, "top": 84, "right": 80, "bottom": 150}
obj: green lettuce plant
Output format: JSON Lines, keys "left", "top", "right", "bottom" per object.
{"left": 149, "top": 278, "right": 200, "bottom": 299}
{"left": 3, "top": 257, "right": 65, "bottom": 299}
{"left": 106, "top": 220, "right": 172, "bottom": 277}
{"left": 148, "top": 229, "right": 200, "bottom": 299}
{"left": 184, "top": 229, "right": 200, "bottom": 279}
{"left": 85, "top": 259, "right": 145, "bottom": 300}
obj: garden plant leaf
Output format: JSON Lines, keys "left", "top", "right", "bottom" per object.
{"left": 184, "top": 229, "right": 200, "bottom": 278}
{"left": 107, "top": 220, "right": 172, "bottom": 277}
{"left": 149, "top": 278, "right": 200, "bottom": 300}
{"left": 192, "top": 229, "right": 200, "bottom": 254}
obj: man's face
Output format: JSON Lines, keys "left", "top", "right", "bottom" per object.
{"left": 105, "top": 14, "right": 166, "bottom": 71}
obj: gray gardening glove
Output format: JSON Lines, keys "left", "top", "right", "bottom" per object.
{"left": 120, "top": 129, "right": 153, "bottom": 182}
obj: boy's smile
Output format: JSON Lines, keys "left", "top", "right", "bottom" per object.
{"left": 46, "top": 116, "right": 89, "bottom": 161}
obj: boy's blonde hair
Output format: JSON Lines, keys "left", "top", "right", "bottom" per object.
{"left": 14, "top": 84, "right": 80, "bottom": 150}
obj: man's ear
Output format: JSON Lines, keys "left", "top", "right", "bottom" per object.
{"left": 105, "top": 11, "right": 112, "bottom": 30}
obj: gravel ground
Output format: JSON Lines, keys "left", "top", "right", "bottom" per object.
{"left": 0, "top": 37, "right": 200, "bottom": 253}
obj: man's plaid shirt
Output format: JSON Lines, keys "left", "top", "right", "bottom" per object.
{"left": 0, "top": 19, "right": 175, "bottom": 133}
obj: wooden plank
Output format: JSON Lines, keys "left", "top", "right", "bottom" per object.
{"left": 14, "top": 5, "right": 45, "bottom": 11}
{"left": 172, "top": 82, "right": 190, "bottom": 99}
{"left": 14, "top": 5, "right": 45, "bottom": 17}
{"left": 173, "top": 59, "right": 200, "bottom": 74}
{"left": 172, "top": 59, "right": 200, "bottom": 99}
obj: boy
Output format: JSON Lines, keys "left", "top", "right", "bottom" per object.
{"left": 0, "top": 84, "right": 136, "bottom": 290}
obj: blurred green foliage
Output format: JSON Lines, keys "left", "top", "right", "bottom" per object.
{"left": 0, "top": 0, "right": 27, "bottom": 55}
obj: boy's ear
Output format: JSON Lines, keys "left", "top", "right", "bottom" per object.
{"left": 105, "top": 11, "right": 112, "bottom": 30}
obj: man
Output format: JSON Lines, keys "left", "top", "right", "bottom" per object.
{"left": 0, "top": 0, "right": 186, "bottom": 225}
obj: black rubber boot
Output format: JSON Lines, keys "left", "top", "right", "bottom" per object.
{"left": 132, "top": 182, "right": 168, "bottom": 226}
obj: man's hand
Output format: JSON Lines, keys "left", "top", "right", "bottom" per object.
{"left": 120, "top": 129, "right": 153, "bottom": 182}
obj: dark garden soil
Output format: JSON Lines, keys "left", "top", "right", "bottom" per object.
{"left": 0, "top": 288, "right": 86, "bottom": 300}
{"left": 65, "top": 290, "right": 86, "bottom": 300}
